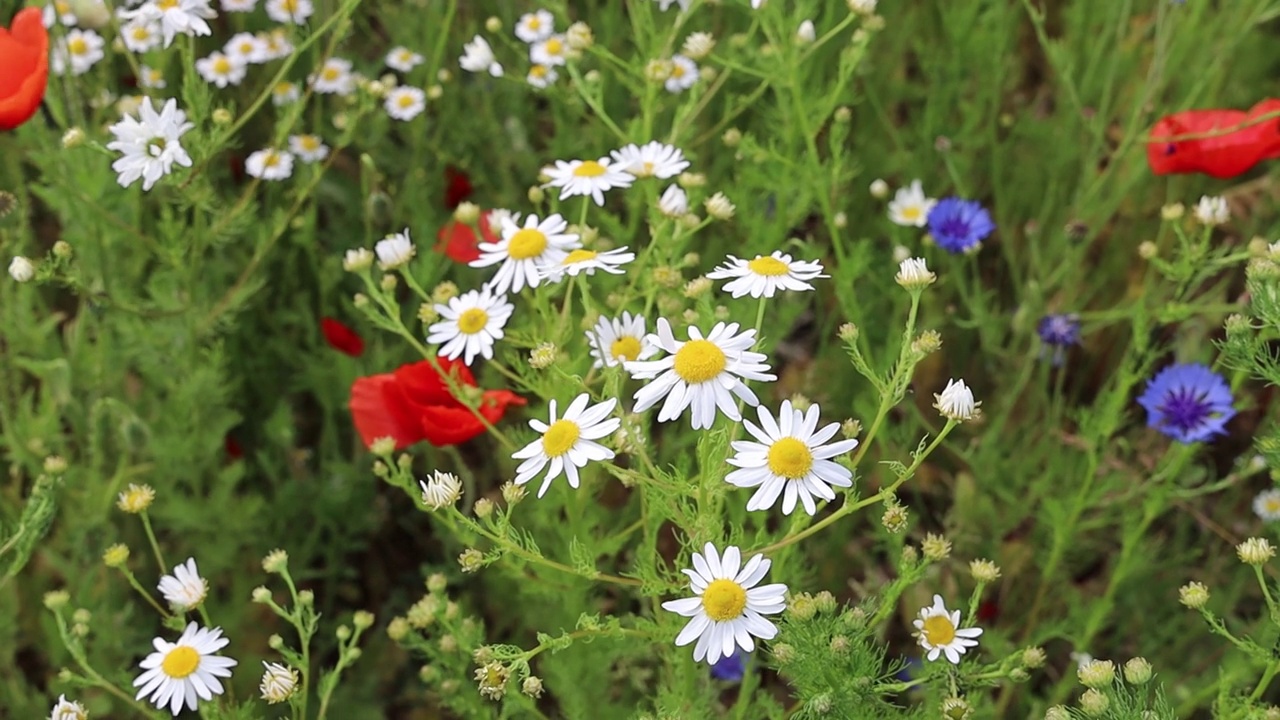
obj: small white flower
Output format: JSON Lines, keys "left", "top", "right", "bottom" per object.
{"left": 48, "top": 694, "right": 88, "bottom": 720}
{"left": 52, "top": 29, "right": 105, "bottom": 76}
{"left": 106, "top": 97, "right": 195, "bottom": 192}
{"left": 1254, "top": 488, "right": 1280, "bottom": 522}
{"left": 544, "top": 157, "right": 634, "bottom": 206}
{"left": 259, "top": 662, "right": 298, "bottom": 704}
{"left": 9, "top": 256, "right": 35, "bottom": 283}
{"left": 661, "top": 543, "right": 787, "bottom": 665}
{"left": 541, "top": 246, "right": 636, "bottom": 281}
{"left": 195, "top": 51, "right": 247, "bottom": 88}
{"left": 44, "top": 1, "right": 77, "bottom": 28}
{"left": 653, "top": 0, "right": 692, "bottom": 12}
{"left": 460, "top": 35, "right": 503, "bottom": 77}
{"left": 666, "top": 55, "right": 698, "bottom": 93}
{"left": 658, "top": 184, "right": 688, "bottom": 216}
{"left": 529, "top": 34, "right": 569, "bottom": 67}
{"left": 610, "top": 142, "right": 690, "bottom": 179}
{"left": 586, "top": 312, "right": 659, "bottom": 369}
{"left": 795, "top": 19, "right": 816, "bottom": 44}
{"left": 419, "top": 470, "right": 463, "bottom": 510}
{"left": 288, "top": 134, "right": 329, "bottom": 163}
{"left": 526, "top": 64, "right": 558, "bottom": 88}
{"left": 138, "top": 65, "right": 166, "bottom": 89}
{"left": 470, "top": 213, "right": 580, "bottom": 295}
{"left": 706, "top": 251, "right": 827, "bottom": 299}
{"left": 385, "top": 46, "right": 423, "bottom": 72}
{"left": 310, "top": 57, "right": 355, "bottom": 95}
{"left": 629, "top": 318, "right": 776, "bottom": 430}
{"left": 158, "top": 557, "right": 208, "bottom": 610}
{"left": 869, "top": 178, "right": 889, "bottom": 198}
{"left": 1194, "top": 195, "right": 1230, "bottom": 226}
{"left": 271, "top": 81, "right": 301, "bottom": 106}
{"left": 220, "top": 0, "right": 256, "bottom": 12}
{"left": 384, "top": 86, "right": 426, "bottom": 121}
{"left": 726, "top": 400, "right": 859, "bottom": 516}
{"left": 343, "top": 248, "right": 374, "bottom": 272}
{"left": 515, "top": 9, "right": 554, "bottom": 43}
{"left": 847, "top": 0, "right": 877, "bottom": 15}
{"left": 934, "top": 378, "right": 979, "bottom": 422}
{"left": 888, "top": 179, "right": 936, "bottom": 227}
{"left": 751, "top": 0, "right": 767, "bottom": 7}
{"left": 895, "top": 257, "right": 936, "bottom": 288}
{"left": 224, "top": 31, "right": 268, "bottom": 64}
{"left": 374, "top": 229, "right": 415, "bottom": 269}
{"left": 426, "top": 286, "right": 515, "bottom": 366}
{"left": 265, "top": 0, "right": 312, "bottom": 23}
{"left": 133, "top": 622, "right": 238, "bottom": 716}
{"left": 682, "top": 31, "right": 715, "bottom": 59}
{"left": 512, "top": 394, "right": 620, "bottom": 498}
{"left": 120, "top": 18, "right": 163, "bottom": 52}
{"left": 118, "top": 0, "right": 215, "bottom": 48}
{"left": 245, "top": 149, "right": 294, "bottom": 181}
{"left": 260, "top": 28, "right": 293, "bottom": 59}
{"left": 913, "top": 595, "right": 983, "bottom": 664}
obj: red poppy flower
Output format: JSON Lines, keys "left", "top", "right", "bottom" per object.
{"left": 435, "top": 210, "right": 498, "bottom": 264}
{"left": 443, "top": 165, "right": 473, "bottom": 209}
{"left": 321, "top": 317, "right": 365, "bottom": 357}
{"left": 349, "top": 357, "right": 523, "bottom": 449}
{"left": 1147, "top": 99, "right": 1280, "bottom": 179}
{"left": 0, "top": 8, "right": 49, "bottom": 131}
{"left": 224, "top": 433, "right": 244, "bottom": 461}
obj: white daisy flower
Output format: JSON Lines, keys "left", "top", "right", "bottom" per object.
{"left": 526, "top": 64, "right": 558, "bottom": 89}
{"left": 420, "top": 470, "right": 462, "bottom": 510}
{"left": 121, "top": 19, "right": 163, "bottom": 52}
{"left": 1194, "top": 194, "right": 1229, "bottom": 227}
{"left": 48, "top": 694, "right": 88, "bottom": 720}
{"left": 374, "top": 229, "right": 414, "bottom": 269}
{"left": 665, "top": 55, "right": 698, "bottom": 93}
{"left": 271, "top": 81, "right": 301, "bottom": 106}
{"left": 658, "top": 184, "right": 688, "bottom": 217}
{"left": 460, "top": 35, "right": 503, "bottom": 77}
{"left": 245, "top": 149, "right": 294, "bottom": 181}
{"left": 629, "top": 318, "right": 776, "bottom": 430}
{"left": 705, "top": 251, "right": 827, "bottom": 299}
{"left": 544, "top": 157, "right": 634, "bottom": 206}
{"left": 384, "top": 86, "right": 426, "bottom": 121}
{"left": 310, "top": 57, "right": 355, "bottom": 95}
{"left": 913, "top": 595, "right": 983, "bottom": 664}
{"left": 106, "top": 97, "right": 194, "bottom": 192}
{"left": 512, "top": 394, "right": 620, "bottom": 498}
{"left": 1254, "top": 488, "right": 1280, "bottom": 522}
{"left": 470, "top": 213, "right": 580, "bottom": 295}
{"left": 259, "top": 662, "right": 297, "bottom": 704}
{"left": 887, "top": 179, "right": 936, "bottom": 228}
{"left": 653, "top": 0, "right": 691, "bottom": 11}
{"left": 288, "top": 134, "right": 329, "bottom": 163}
{"left": 529, "top": 34, "right": 569, "bottom": 67}
{"left": 586, "top": 312, "right": 659, "bottom": 369}
{"left": 52, "top": 29, "right": 104, "bottom": 76}
{"left": 220, "top": 0, "right": 256, "bottom": 12}
{"left": 9, "top": 256, "right": 35, "bottom": 283}
{"left": 158, "top": 557, "right": 208, "bottom": 610}
{"left": 610, "top": 141, "right": 690, "bottom": 179}
{"left": 726, "top": 401, "right": 859, "bottom": 515}
{"left": 260, "top": 28, "right": 293, "bottom": 59}
{"left": 661, "top": 542, "right": 787, "bottom": 665}
{"left": 138, "top": 65, "right": 166, "bottom": 89}
{"left": 119, "top": 0, "right": 215, "bottom": 48}
{"left": 541, "top": 246, "right": 635, "bottom": 280}
{"left": 934, "top": 378, "right": 979, "bottom": 421}
{"left": 426, "top": 286, "right": 515, "bottom": 366}
{"left": 195, "top": 51, "right": 247, "bottom": 88}
{"left": 265, "top": 0, "right": 312, "bottom": 23}
{"left": 895, "top": 257, "right": 936, "bottom": 288}
{"left": 133, "top": 622, "right": 238, "bottom": 716}
{"left": 224, "top": 31, "right": 268, "bottom": 64}
{"left": 44, "top": 0, "right": 76, "bottom": 28}
{"left": 386, "top": 46, "right": 423, "bottom": 72}
{"left": 515, "top": 9, "right": 554, "bottom": 43}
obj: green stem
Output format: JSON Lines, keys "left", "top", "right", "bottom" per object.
{"left": 138, "top": 511, "right": 167, "bottom": 575}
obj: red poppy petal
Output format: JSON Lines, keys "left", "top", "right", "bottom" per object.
{"left": 321, "top": 317, "right": 365, "bottom": 357}
{"left": 416, "top": 405, "right": 487, "bottom": 446}
{"left": 394, "top": 357, "right": 476, "bottom": 406}
{"left": 1147, "top": 100, "right": 1280, "bottom": 178}
{"left": 350, "top": 374, "right": 424, "bottom": 449}
{"left": 0, "top": 8, "right": 49, "bottom": 131}
{"left": 435, "top": 221, "right": 483, "bottom": 264}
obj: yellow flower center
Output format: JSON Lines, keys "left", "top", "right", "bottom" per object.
{"left": 747, "top": 256, "right": 789, "bottom": 276}
{"left": 767, "top": 437, "right": 813, "bottom": 479}
{"left": 322, "top": 67, "right": 340, "bottom": 81}
{"left": 68, "top": 37, "right": 87, "bottom": 56}
{"left": 1266, "top": 498, "right": 1280, "bottom": 514}
{"left": 262, "top": 152, "right": 280, "bottom": 168}
{"left": 457, "top": 308, "right": 489, "bottom": 335}
{"left": 542, "top": 419, "right": 580, "bottom": 457}
{"left": 282, "top": 0, "right": 298, "bottom": 10}
{"left": 161, "top": 646, "right": 200, "bottom": 679}
{"left": 671, "top": 64, "right": 686, "bottom": 79}
{"left": 157, "top": 0, "right": 178, "bottom": 9}
{"left": 527, "top": 16, "right": 542, "bottom": 30}
{"left": 563, "top": 249, "right": 597, "bottom": 265}
{"left": 901, "top": 206, "right": 921, "bottom": 221}
{"left": 545, "top": 38, "right": 563, "bottom": 55}
{"left": 921, "top": 615, "right": 956, "bottom": 647}
{"left": 701, "top": 579, "right": 747, "bottom": 622}
{"left": 573, "top": 160, "right": 607, "bottom": 178}
{"left": 610, "top": 336, "right": 642, "bottom": 362}
{"left": 239, "top": 41, "right": 254, "bottom": 54}
{"left": 275, "top": 82, "right": 295, "bottom": 95}
{"left": 131, "top": 26, "right": 150, "bottom": 40}
{"left": 508, "top": 229, "right": 548, "bottom": 259}
{"left": 55, "top": 0, "right": 70, "bottom": 13}
{"left": 299, "top": 136, "right": 319, "bottom": 150}
{"left": 530, "top": 65, "right": 549, "bottom": 79}
{"left": 673, "top": 339, "right": 726, "bottom": 384}
{"left": 397, "top": 94, "right": 415, "bottom": 108}
{"left": 214, "top": 57, "right": 232, "bottom": 74}
{"left": 640, "top": 161, "right": 655, "bottom": 176}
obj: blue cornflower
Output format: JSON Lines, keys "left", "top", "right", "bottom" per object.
{"left": 926, "top": 198, "right": 995, "bottom": 253}
{"left": 1037, "top": 313, "right": 1081, "bottom": 366}
{"left": 709, "top": 648, "right": 748, "bottom": 682}
{"left": 1137, "top": 363, "right": 1236, "bottom": 443}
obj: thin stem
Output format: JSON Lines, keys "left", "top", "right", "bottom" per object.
{"left": 118, "top": 567, "right": 171, "bottom": 617}
{"left": 139, "top": 511, "right": 167, "bottom": 575}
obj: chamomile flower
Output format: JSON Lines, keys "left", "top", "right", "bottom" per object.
{"left": 386, "top": 46, "right": 423, "bottom": 72}
{"left": 195, "top": 51, "right": 247, "bottom": 88}
{"left": 706, "top": 251, "right": 827, "bottom": 299}
{"left": 470, "top": 213, "right": 580, "bottom": 294}
{"left": 586, "top": 312, "right": 659, "bottom": 369}
{"left": 611, "top": 141, "right": 690, "bottom": 179}
{"left": 529, "top": 34, "right": 569, "bottom": 66}
{"left": 224, "top": 32, "right": 267, "bottom": 64}
{"left": 384, "top": 86, "right": 426, "bottom": 121}
{"left": 121, "top": 19, "right": 163, "bottom": 52}
{"left": 271, "top": 81, "right": 300, "bottom": 106}
{"left": 887, "top": 179, "right": 936, "bottom": 227}
{"left": 288, "top": 134, "right": 329, "bottom": 163}
{"left": 133, "top": 622, "right": 237, "bottom": 716}
{"left": 629, "top": 318, "right": 776, "bottom": 430}
{"left": 48, "top": 695, "right": 88, "bottom": 720}
{"left": 265, "top": 0, "right": 312, "bottom": 23}
{"left": 107, "top": 97, "right": 194, "bottom": 192}
{"left": 375, "top": 229, "right": 414, "bottom": 269}
{"left": 259, "top": 662, "right": 298, "bottom": 704}
{"left": 310, "top": 57, "right": 355, "bottom": 95}
{"left": 665, "top": 55, "right": 698, "bottom": 93}
{"left": 419, "top": 470, "right": 463, "bottom": 510}
{"left": 1194, "top": 195, "right": 1230, "bottom": 226}
{"left": 158, "top": 557, "right": 208, "bottom": 610}
{"left": 661, "top": 543, "right": 788, "bottom": 665}
{"left": 526, "top": 64, "right": 557, "bottom": 88}
{"left": 934, "top": 378, "right": 979, "bottom": 421}
{"left": 1253, "top": 488, "right": 1280, "bottom": 522}
{"left": 726, "top": 400, "right": 859, "bottom": 516}
{"left": 544, "top": 157, "right": 634, "bottom": 206}
{"left": 512, "top": 394, "right": 620, "bottom": 498}
{"left": 658, "top": 184, "right": 688, "bottom": 216}
{"left": 138, "top": 65, "right": 166, "bottom": 89}
{"left": 541, "top": 247, "right": 636, "bottom": 280}
{"left": 426, "top": 286, "right": 514, "bottom": 365}
{"left": 220, "top": 0, "right": 256, "bottom": 11}
{"left": 515, "top": 9, "right": 554, "bottom": 43}
{"left": 43, "top": 0, "right": 76, "bottom": 28}
{"left": 119, "top": 0, "right": 215, "bottom": 48}
{"left": 913, "top": 595, "right": 983, "bottom": 664}
{"left": 260, "top": 28, "right": 293, "bottom": 59}
{"left": 52, "top": 29, "right": 104, "bottom": 76}
{"left": 245, "top": 149, "right": 294, "bottom": 181}
{"left": 460, "top": 35, "right": 503, "bottom": 77}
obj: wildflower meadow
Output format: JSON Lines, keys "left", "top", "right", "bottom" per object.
{"left": 4, "top": 0, "right": 1280, "bottom": 718}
